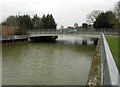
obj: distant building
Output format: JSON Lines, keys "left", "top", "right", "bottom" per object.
{"left": 59, "top": 26, "right": 65, "bottom": 33}
{"left": 66, "top": 26, "right": 77, "bottom": 33}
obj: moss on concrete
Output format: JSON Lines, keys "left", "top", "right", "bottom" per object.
{"left": 86, "top": 39, "right": 101, "bottom": 87}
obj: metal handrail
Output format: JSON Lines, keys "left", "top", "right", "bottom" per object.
{"left": 101, "top": 32, "right": 118, "bottom": 86}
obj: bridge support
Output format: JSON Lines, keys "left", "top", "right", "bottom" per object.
{"left": 82, "top": 38, "right": 98, "bottom": 45}
{"left": 93, "top": 38, "right": 98, "bottom": 45}
{"left": 82, "top": 40, "right": 87, "bottom": 45}
{"left": 90, "top": 38, "right": 99, "bottom": 45}
{"left": 28, "top": 37, "right": 30, "bottom": 42}
{"left": 30, "top": 36, "right": 58, "bottom": 42}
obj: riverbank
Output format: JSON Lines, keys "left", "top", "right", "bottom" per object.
{"left": 86, "top": 39, "right": 101, "bottom": 86}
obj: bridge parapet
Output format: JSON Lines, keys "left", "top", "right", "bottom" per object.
{"left": 2, "top": 35, "right": 29, "bottom": 40}
{"left": 28, "top": 29, "right": 118, "bottom": 35}
{"left": 101, "top": 33, "right": 119, "bottom": 86}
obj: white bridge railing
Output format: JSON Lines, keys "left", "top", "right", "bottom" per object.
{"left": 101, "top": 33, "right": 119, "bottom": 86}
{"left": 2, "top": 35, "right": 29, "bottom": 40}
{"left": 28, "top": 29, "right": 118, "bottom": 35}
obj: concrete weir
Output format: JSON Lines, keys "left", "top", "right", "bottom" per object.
{"left": 82, "top": 38, "right": 98, "bottom": 45}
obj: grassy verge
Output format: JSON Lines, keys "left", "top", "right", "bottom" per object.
{"left": 106, "top": 36, "right": 119, "bottom": 72}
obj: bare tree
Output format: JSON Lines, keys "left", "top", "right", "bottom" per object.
{"left": 114, "top": 1, "right": 120, "bottom": 22}
{"left": 74, "top": 23, "right": 79, "bottom": 28}
{"left": 86, "top": 10, "right": 102, "bottom": 24}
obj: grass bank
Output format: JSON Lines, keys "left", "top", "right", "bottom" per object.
{"left": 106, "top": 36, "right": 119, "bottom": 72}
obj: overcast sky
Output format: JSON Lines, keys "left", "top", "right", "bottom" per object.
{"left": 0, "top": 0, "right": 119, "bottom": 28}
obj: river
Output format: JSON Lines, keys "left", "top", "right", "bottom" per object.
{"left": 2, "top": 35, "right": 96, "bottom": 85}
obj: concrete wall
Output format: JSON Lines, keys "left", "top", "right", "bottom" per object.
{"left": 101, "top": 33, "right": 119, "bottom": 86}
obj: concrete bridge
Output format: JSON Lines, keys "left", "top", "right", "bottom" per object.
{"left": 1, "top": 29, "right": 118, "bottom": 42}
{"left": 27, "top": 30, "right": 118, "bottom": 45}
{"left": 28, "top": 29, "right": 118, "bottom": 40}
{"left": 1, "top": 30, "right": 103, "bottom": 44}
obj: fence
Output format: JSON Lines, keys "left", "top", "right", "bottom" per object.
{"left": 101, "top": 33, "right": 119, "bottom": 86}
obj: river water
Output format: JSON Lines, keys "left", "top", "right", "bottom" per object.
{"left": 2, "top": 35, "right": 96, "bottom": 85}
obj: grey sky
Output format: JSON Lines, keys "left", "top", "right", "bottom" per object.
{"left": 0, "top": 0, "right": 119, "bottom": 28}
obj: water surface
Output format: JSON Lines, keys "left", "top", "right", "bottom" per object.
{"left": 2, "top": 36, "right": 95, "bottom": 85}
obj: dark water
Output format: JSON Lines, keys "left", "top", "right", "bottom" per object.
{"left": 2, "top": 36, "right": 96, "bottom": 85}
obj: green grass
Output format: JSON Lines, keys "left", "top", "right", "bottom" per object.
{"left": 106, "top": 36, "right": 119, "bottom": 72}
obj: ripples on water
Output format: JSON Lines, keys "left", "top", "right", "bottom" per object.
{"left": 2, "top": 36, "right": 96, "bottom": 85}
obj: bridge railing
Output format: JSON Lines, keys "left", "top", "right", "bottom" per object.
{"left": 28, "top": 29, "right": 59, "bottom": 34}
{"left": 101, "top": 33, "right": 119, "bottom": 86}
{"left": 1, "top": 35, "right": 29, "bottom": 40}
{"left": 27, "top": 28, "right": 118, "bottom": 35}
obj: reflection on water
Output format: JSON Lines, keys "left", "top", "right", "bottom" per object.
{"left": 2, "top": 36, "right": 96, "bottom": 85}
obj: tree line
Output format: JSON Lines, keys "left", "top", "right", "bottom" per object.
{"left": 2, "top": 14, "right": 57, "bottom": 35}
{"left": 86, "top": 1, "right": 120, "bottom": 31}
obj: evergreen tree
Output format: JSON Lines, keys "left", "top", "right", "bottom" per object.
{"left": 32, "top": 14, "right": 41, "bottom": 29}
{"left": 2, "top": 13, "right": 57, "bottom": 34}
{"left": 41, "top": 14, "right": 57, "bottom": 29}
{"left": 93, "top": 11, "right": 117, "bottom": 31}
{"left": 18, "top": 15, "right": 33, "bottom": 30}
{"left": 2, "top": 15, "right": 19, "bottom": 26}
